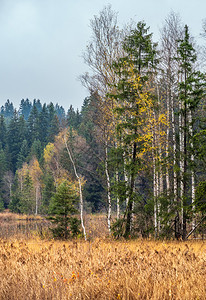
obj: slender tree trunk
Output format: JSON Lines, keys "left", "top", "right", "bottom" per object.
{"left": 125, "top": 140, "right": 136, "bottom": 237}
{"left": 158, "top": 123, "right": 163, "bottom": 234}
{"left": 186, "top": 215, "right": 206, "bottom": 239}
{"left": 64, "top": 135, "right": 87, "bottom": 241}
{"left": 188, "top": 109, "right": 195, "bottom": 230}
{"left": 152, "top": 103, "right": 161, "bottom": 237}
{"left": 123, "top": 152, "right": 129, "bottom": 206}
{"left": 171, "top": 93, "right": 180, "bottom": 238}
{"left": 116, "top": 170, "right": 120, "bottom": 219}
{"left": 105, "top": 141, "right": 112, "bottom": 234}
{"left": 114, "top": 140, "right": 120, "bottom": 220}
{"left": 165, "top": 85, "right": 170, "bottom": 196}
{"left": 182, "top": 99, "right": 187, "bottom": 240}
{"left": 156, "top": 169, "right": 160, "bottom": 234}
{"left": 171, "top": 93, "right": 178, "bottom": 203}
{"left": 152, "top": 124, "right": 158, "bottom": 237}
{"left": 35, "top": 186, "right": 38, "bottom": 215}
{"left": 153, "top": 163, "right": 157, "bottom": 237}
{"left": 179, "top": 98, "right": 184, "bottom": 234}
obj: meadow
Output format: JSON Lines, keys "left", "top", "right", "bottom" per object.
{"left": 0, "top": 212, "right": 205, "bottom": 300}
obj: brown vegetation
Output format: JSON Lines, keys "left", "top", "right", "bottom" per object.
{"left": 0, "top": 236, "right": 205, "bottom": 299}
{"left": 0, "top": 211, "right": 108, "bottom": 240}
{"left": 0, "top": 211, "right": 48, "bottom": 239}
{"left": 0, "top": 212, "right": 205, "bottom": 299}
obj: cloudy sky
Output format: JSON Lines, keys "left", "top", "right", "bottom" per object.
{"left": 0, "top": 0, "right": 205, "bottom": 111}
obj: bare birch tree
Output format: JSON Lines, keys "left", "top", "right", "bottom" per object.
{"left": 160, "top": 11, "right": 183, "bottom": 237}
{"left": 81, "top": 5, "right": 124, "bottom": 232}
{"left": 63, "top": 132, "right": 87, "bottom": 241}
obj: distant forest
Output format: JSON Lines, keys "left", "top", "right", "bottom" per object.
{"left": 0, "top": 6, "right": 206, "bottom": 240}
{"left": 0, "top": 97, "right": 104, "bottom": 212}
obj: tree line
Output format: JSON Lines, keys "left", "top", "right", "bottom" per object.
{"left": 80, "top": 6, "right": 206, "bottom": 239}
{"left": 0, "top": 6, "right": 206, "bottom": 240}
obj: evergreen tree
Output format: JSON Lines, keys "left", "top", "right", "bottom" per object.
{"left": 78, "top": 96, "right": 105, "bottom": 212}
{"left": 0, "top": 147, "right": 7, "bottom": 206}
{"left": 2, "top": 100, "right": 14, "bottom": 119}
{"left": 47, "top": 102, "right": 55, "bottom": 122}
{"left": 48, "top": 181, "right": 80, "bottom": 239}
{"left": 55, "top": 104, "right": 66, "bottom": 125}
{"left": 28, "top": 139, "right": 42, "bottom": 161}
{"left": 47, "top": 102, "right": 61, "bottom": 142}
{"left": 19, "top": 99, "right": 32, "bottom": 120}
{"left": 7, "top": 111, "right": 26, "bottom": 171}
{"left": 0, "top": 115, "right": 7, "bottom": 149}
{"left": 0, "top": 106, "right": 4, "bottom": 115}
{"left": 111, "top": 22, "right": 158, "bottom": 237}
{"left": 19, "top": 172, "right": 34, "bottom": 214}
{"left": 18, "top": 115, "right": 27, "bottom": 143}
{"left": 38, "top": 104, "right": 49, "bottom": 146}
{"left": 33, "top": 99, "right": 42, "bottom": 112}
{"left": 176, "top": 25, "right": 205, "bottom": 239}
{"left": 41, "top": 173, "right": 56, "bottom": 214}
{"left": 47, "top": 115, "right": 60, "bottom": 143}
{"left": 0, "top": 148, "right": 7, "bottom": 180}
{"left": 123, "top": 21, "right": 158, "bottom": 76}
{"left": 27, "top": 105, "right": 40, "bottom": 146}
{"left": 16, "top": 139, "right": 29, "bottom": 169}
{"left": 67, "top": 105, "right": 81, "bottom": 129}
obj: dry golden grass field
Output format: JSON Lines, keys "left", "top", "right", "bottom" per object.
{"left": 0, "top": 212, "right": 205, "bottom": 300}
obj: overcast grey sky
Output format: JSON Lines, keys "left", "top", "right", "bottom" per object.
{"left": 0, "top": 0, "right": 205, "bottom": 111}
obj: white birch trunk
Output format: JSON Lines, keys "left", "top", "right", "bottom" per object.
{"left": 156, "top": 84, "right": 161, "bottom": 234}
{"left": 105, "top": 141, "right": 112, "bottom": 234}
{"left": 116, "top": 170, "right": 120, "bottom": 219}
{"left": 179, "top": 99, "right": 184, "bottom": 228}
{"left": 114, "top": 140, "right": 120, "bottom": 220}
{"left": 165, "top": 87, "right": 170, "bottom": 195}
{"left": 123, "top": 152, "right": 129, "bottom": 206}
{"left": 158, "top": 156, "right": 162, "bottom": 233}
{"left": 153, "top": 157, "right": 158, "bottom": 237}
{"left": 165, "top": 87, "right": 171, "bottom": 223}
{"left": 188, "top": 109, "right": 195, "bottom": 230}
{"left": 156, "top": 171, "right": 161, "bottom": 234}
{"left": 64, "top": 135, "right": 87, "bottom": 241}
{"left": 35, "top": 185, "right": 39, "bottom": 215}
{"left": 152, "top": 123, "right": 158, "bottom": 237}
{"left": 171, "top": 94, "right": 178, "bottom": 203}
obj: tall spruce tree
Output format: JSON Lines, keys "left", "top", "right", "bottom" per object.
{"left": 19, "top": 99, "right": 32, "bottom": 120}
{"left": 2, "top": 100, "right": 14, "bottom": 119}
{"left": 7, "top": 111, "right": 26, "bottom": 171}
{"left": 0, "top": 115, "right": 7, "bottom": 149}
{"left": 38, "top": 103, "right": 49, "bottom": 146}
{"left": 27, "top": 105, "right": 40, "bottom": 146}
{"left": 111, "top": 22, "right": 158, "bottom": 237}
{"left": 176, "top": 25, "right": 205, "bottom": 239}
{"left": 16, "top": 139, "right": 29, "bottom": 169}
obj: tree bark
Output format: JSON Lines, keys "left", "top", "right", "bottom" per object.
{"left": 105, "top": 142, "right": 112, "bottom": 234}
{"left": 35, "top": 186, "right": 38, "bottom": 215}
{"left": 125, "top": 140, "right": 136, "bottom": 237}
{"left": 64, "top": 134, "right": 87, "bottom": 241}
{"left": 116, "top": 170, "right": 120, "bottom": 219}
{"left": 188, "top": 109, "right": 195, "bottom": 230}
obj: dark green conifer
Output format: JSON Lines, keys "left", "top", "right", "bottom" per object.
{"left": 48, "top": 181, "right": 80, "bottom": 239}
